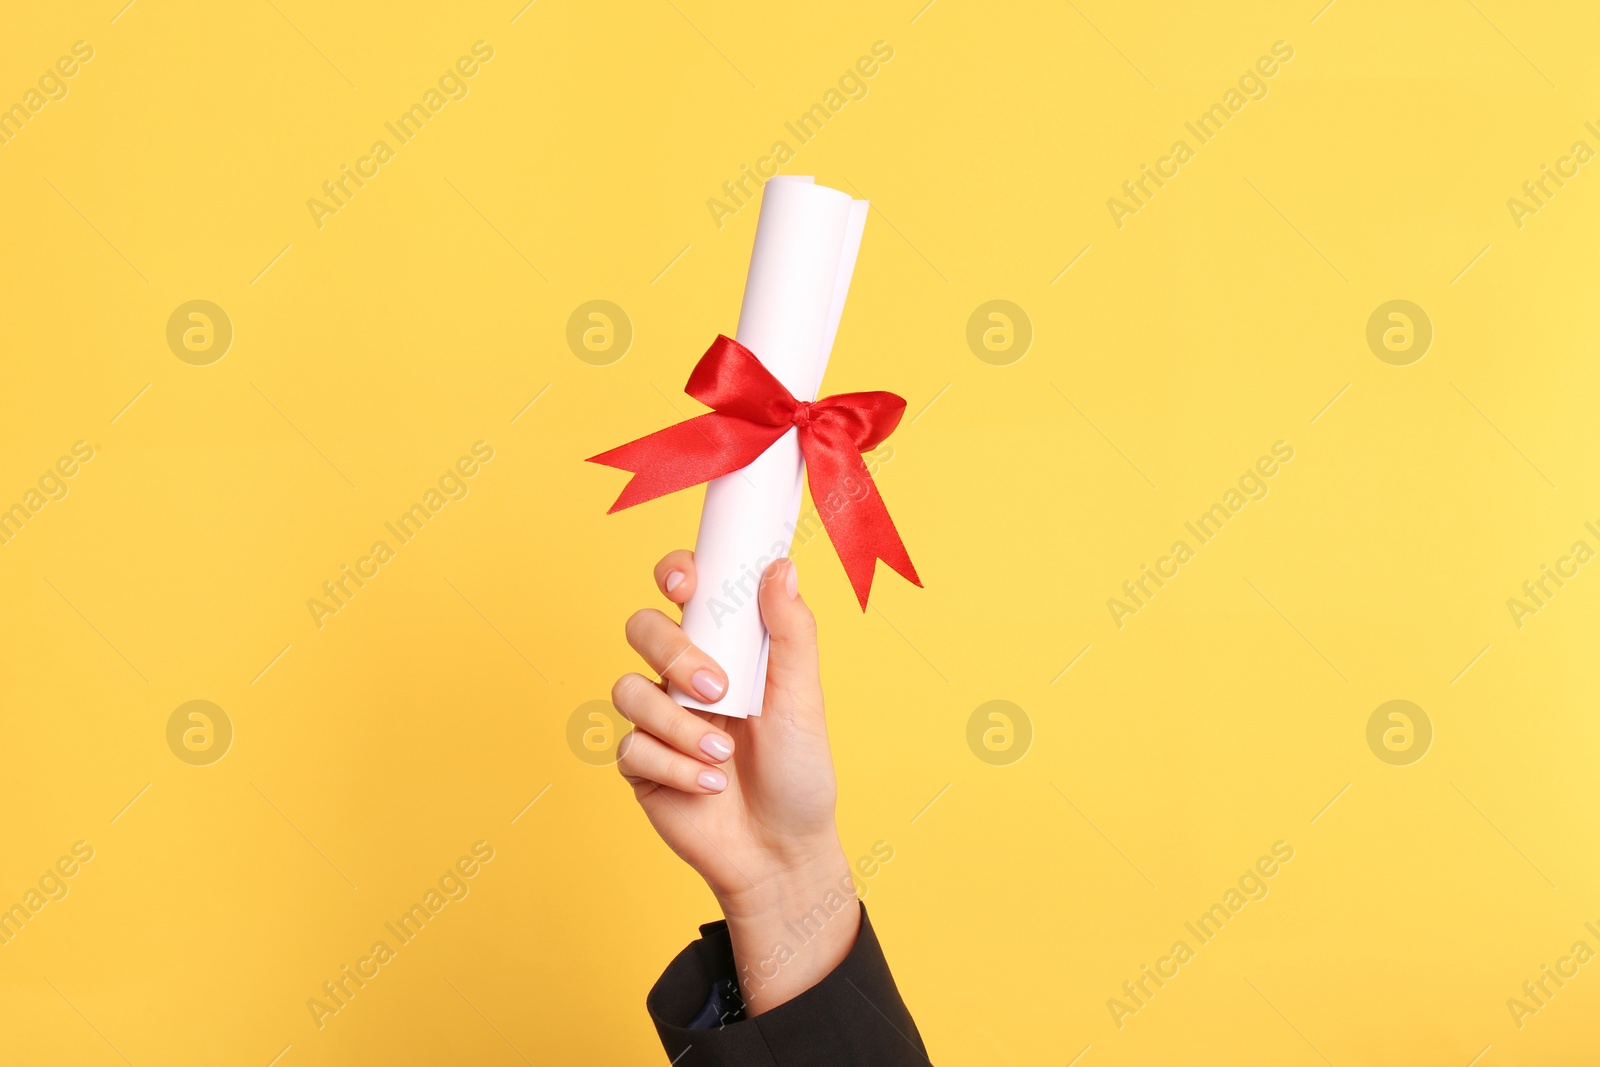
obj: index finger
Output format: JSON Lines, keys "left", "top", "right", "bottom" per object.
{"left": 654, "top": 549, "right": 696, "bottom": 606}
{"left": 625, "top": 608, "right": 727, "bottom": 704}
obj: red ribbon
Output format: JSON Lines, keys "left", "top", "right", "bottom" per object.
{"left": 588, "top": 335, "right": 920, "bottom": 609}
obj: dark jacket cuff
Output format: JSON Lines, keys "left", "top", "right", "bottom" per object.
{"left": 647, "top": 903, "right": 929, "bottom": 1066}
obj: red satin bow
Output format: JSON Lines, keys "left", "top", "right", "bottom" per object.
{"left": 588, "top": 335, "right": 920, "bottom": 609}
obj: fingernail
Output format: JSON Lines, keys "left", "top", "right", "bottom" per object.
{"left": 692, "top": 669, "right": 725, "bottom": 701}
{"left": 785, "top": 560, "right": 798, "bottom": 599}
{"left": 665, "top": 570, "right": 685, "bottom": 593}
{"left": 700, "top": 734, "right": 733, "bottom": 761}
{"left": 697, "top": 769, "right": 727, "bottom": 792}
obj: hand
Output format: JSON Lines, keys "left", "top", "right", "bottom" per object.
{"left": 613, "top": 552, "right": 859, "bottom": 1015}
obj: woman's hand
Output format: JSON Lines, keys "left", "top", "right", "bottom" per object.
{"left": 613, "top": 552, "right": 859, "bottom": 1015}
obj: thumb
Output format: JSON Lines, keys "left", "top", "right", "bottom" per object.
{"left": 757, "top": 558, "right": 823, "bottom": 714}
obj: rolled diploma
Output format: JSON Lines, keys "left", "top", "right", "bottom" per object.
{"left": 668, "top": 176, "right": 869, "bottom": 717}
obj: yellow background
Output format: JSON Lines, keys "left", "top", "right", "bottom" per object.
{"left": 3, "top": 0, "right": 1598, "bottom": 1063}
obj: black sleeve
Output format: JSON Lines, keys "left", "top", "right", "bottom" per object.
{"left": 647, "top": 903, "right": 931, "bottom": 1065}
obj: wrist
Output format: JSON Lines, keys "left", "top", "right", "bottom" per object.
{"left": 714, "top": 835, "right": 850, "bottom": 921}
{"left": 716, "top": 839, "right": 862, "bottom": 1016}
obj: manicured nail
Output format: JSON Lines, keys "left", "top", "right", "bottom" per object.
{"left": 665, "top": 570, "right": 685, "bottom": 593}
{"left": 700, "top": 734, "right": 733, "bottom": 761}
{"left": 692, "top": 669, "right": 725, "bottom": 701}
{"left": 785, "top": 559, "right": 798, "bottom": 599}
{"left": 697, "top": 769, "right": 727, "bottom": 792}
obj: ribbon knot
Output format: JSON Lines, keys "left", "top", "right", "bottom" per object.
{"left": 588, "top": 335, "right": 920, "bottom": 609}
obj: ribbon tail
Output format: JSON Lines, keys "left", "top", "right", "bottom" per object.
{"left": 802, "top": 439, "right": 921, "bottom": 610}
{"left": 588, "top": 413, "right": 778, "bottom": 512}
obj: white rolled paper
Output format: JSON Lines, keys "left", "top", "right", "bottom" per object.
{"left": 667, "top": 177, "right": 869, "bottom": 718}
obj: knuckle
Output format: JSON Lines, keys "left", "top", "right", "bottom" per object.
{"left": 663, "top": 709, "right": 700, "bottom": 749}
{"left": 658, "top": 638, "right": 694, "bottom": 675}
{"left": 664, "top": 758, "right": 696, "bottom": 790}
{"left": 776, "top": 609, "right": 817, "bottom": 644}
{"left": 611, "top": 672, "right": 651, "bottom": 711}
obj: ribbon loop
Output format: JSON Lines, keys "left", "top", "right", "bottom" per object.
{"left": 588, "top": 335, "right": 920, "bottom": 609}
